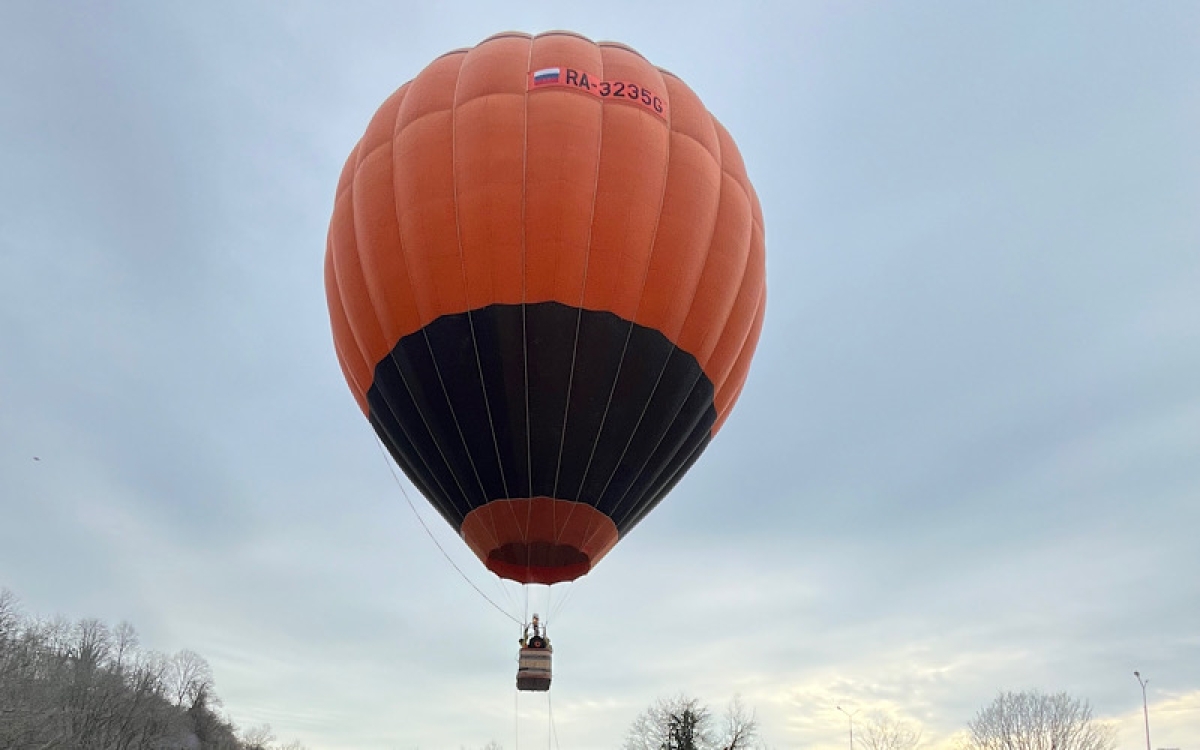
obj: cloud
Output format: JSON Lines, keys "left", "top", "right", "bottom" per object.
{"left": 2, "top": 3, "right": 1198, "bottom": 748}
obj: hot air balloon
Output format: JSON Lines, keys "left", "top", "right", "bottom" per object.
{"left": 324, "top": 30, "right": 765, "bottom": 688}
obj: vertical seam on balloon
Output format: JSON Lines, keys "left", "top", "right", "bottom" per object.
{"left": 601, "top": 135, "right": 728, "bottom": 530}
{"left": 551, "top": 42, "right": 608, "bottom": 551}
{"left": 378, "top": 79, "right": 497, "bottom": 541}
{"left": 695, "top": 172, "right": 757, "bottom": 430}
{"left": 617, "top": 435, "right": 708, "bottom": 532}
{"left": 329, "top": 320, "right": 366, "bottom": 406}
{"left": 568, "top": 73, "right": 672, "bottom": 506}
{"left": 407, "top": 53, "right": 495, "bottom": 520}
{"left": 588, "top": 83, "right": 724, "bottom": 534}
{"left": 519, "top": 34, "right": 537, "bottom": 577}
{"left": 348, "top": 101, "right": 478, "bottom": 517}
{"left": 608, "top": 166, "right": 753, "bottom": 529}
{"left": 340, "top": 144, "right": 469, "bottom": 526}
{"left": 709, "top": 198, "right": 764, "bottom": 420}
{"left": 337, "top": 147, "right": 376, "bottom": 381}
{"left": 690, "top": 157, "right": 756, "bottom": 375}
{"left": 381, "top": 159, "right": 486, "bottom": 530}
{"left": 448, "top": 50, "right": 515, "bottom": 513}
{"left": 572, "top": 67, "right": 674, "bottom": 543}
{"left": 607, "top": 374, "right": 708, "bottom": 531}
{"left": 325, "top": 218, "right": 369, "bottom": 405}
{"left": 714, "top": 275, "right": 763, "bottom": 399}
{"left": 713, "top": 285, "right": 765, "bottom": 431}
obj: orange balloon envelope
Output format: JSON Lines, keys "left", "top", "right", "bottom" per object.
{"left": 325, "top": 31, "right": 765, "bottom": 585}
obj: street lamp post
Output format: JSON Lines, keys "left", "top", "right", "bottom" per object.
{"left": 837, "top": 705, "right": 861, "bottom": 750}
{"left": 1134, "top": 671, "right": 1151, "bottom": 750}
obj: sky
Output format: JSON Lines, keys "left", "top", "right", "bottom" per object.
{"left": 1, "top": 2, "right": 1198, "bottom": 748}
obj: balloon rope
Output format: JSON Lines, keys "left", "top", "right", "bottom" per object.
{"left": 445, "top": 46, "right": 515, "bottom": 517}
{"left": 374, "top": 436, "right": 520, "bottom": 625}
{"left": 548, "top": 578, "right": 579, "bottom": 623}
{"left": 549, "top": 688, "right": 560, "bottom": 750}
{"left": 550, "top": 50, "right": 608, "bottom": 549}
{"left": 593, "top": 93, "right": 718, "bottom": 531}
{"left": 520, "top": 37, "right": 534, "bottom": 553}
{"left": 568, "top": 74, "right": 675, "bottom": 551}
{"left": 518, "top": 36, "right": 538, "bottom": 586}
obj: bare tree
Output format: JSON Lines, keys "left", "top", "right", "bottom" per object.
{"left": 0, "top": 588, "right": 22, "bottom": 686}
{"left": 625, "top": 694, "right": 764, "bottom": 750}
{"left": 185, "top": 683, "right": 242, "bottom": 749}
{"left": 0, "top": 589, "right": 18, "bottom": 641}
{"left": 38, "top": 613, "right": 75, "bottom": 659}
{"left": 719, "top": 695, "right": 761, "bottom": 750}
{"left": 0, "top": 599, "right": 265, "bottom": 750}
{"left": 860, "top": 712, "right": 922, "bottom": 750}
{"left": 167, "top": 648, "right": 214, "bottom": 707}
{"left": 243, "top": 722, "right": 278, "bottom": 749}
{"left": 111, "top": 621, "right": 139, "bottom": 672}
{"left": 73, "top": 617, "right": 112, "bottom": 670}
{"left": 963, "top": 691, "right": 1116, "bottom": 750}
{"left": 626, "top": 695, "right": 713, "bottom": 750}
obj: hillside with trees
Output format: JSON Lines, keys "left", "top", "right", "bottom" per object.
{"left": 0, "top": 588, "right": 302, "bottom": 750}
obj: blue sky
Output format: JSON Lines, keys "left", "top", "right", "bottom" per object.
{"left": 1, "top": 2, "right": 1197, "bottom": 748}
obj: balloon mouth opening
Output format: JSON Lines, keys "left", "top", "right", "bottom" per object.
{"left": 487, "top": 542, "right": 591, "bottom": 585}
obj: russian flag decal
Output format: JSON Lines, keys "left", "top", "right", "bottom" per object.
{"left": 531, "top": 67, "right": 561, "bottom": 85}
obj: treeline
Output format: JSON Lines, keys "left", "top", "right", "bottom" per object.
{"left": 620, "top": 690, "right": 1117, "bottom": 750}
{"left": 0, "top": 588, "right": 303, "bottom": 750}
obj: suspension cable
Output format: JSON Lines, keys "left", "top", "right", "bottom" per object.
{"left": 549, "top": 688, "right": 560, "bottom": 750}
{"left": 373, "top": 436, "right": 521, "bottom": 625}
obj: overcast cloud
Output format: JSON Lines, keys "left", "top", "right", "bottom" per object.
{"left": 2, "top": 2, "right": 1198, "bottom": 749}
